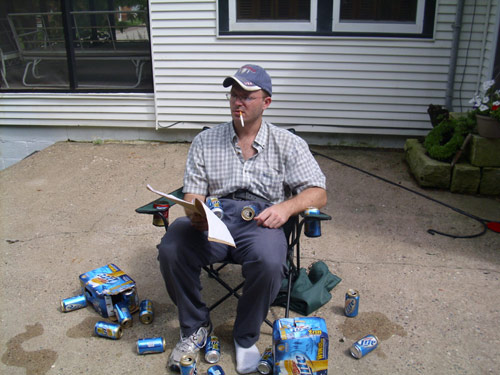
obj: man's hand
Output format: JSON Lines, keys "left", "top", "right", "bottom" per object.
{"left": 255, "top": 187, "right": 327, "bottom": 229}
{"left": 184, "top": 193, "right": 208, "bottom": 231}
{"left": 254, "top": 204, "right": 291, "bottom": 229}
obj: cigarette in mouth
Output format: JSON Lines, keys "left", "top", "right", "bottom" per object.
{"left": 240, "top": 111, "right": 244, "bottom": 127}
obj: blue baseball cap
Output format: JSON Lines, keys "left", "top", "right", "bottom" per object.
{"left": 223, "top": 64, "right": 272, "bottom": 96}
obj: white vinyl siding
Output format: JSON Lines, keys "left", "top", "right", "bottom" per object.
{"left": 149, "top": 0, "right": 499, "bottom": 136}
{"left": 0, "top": 94, "right": 155, "bottom": 127}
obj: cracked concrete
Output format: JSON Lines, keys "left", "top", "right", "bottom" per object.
{"left": 1, "top": 141, "right": 499, "bottom": 374}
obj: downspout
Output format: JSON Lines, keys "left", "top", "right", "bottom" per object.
{"left": 445, "top": 0, "right": 466, "bottom": 111}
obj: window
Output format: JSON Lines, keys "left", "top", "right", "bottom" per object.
{"left": 219, "top": 0, "right": 436, "bottom": 38}
{"left": 333, "top": 0, "right": 425, "bottom": 34}
{"left": 0, "top": 0, "right": 152, "bottom": 91}
{"left": 227, "top": 0, "right": 317, "bottom": 32}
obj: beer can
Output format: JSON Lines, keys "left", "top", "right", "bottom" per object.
{"left": 137, "top": 337, "right": 166, "bottom": 355}
{"left": 304, "top": 207, "right": 321, "bottom": 237}
{"left": 241, "top": 204, "right": 257, "bottom": 221}
{"left": 345, "top": 289, "right": 360, "bottom": 317}
{"left": 60, "top": 294, "right": 87, "bottom": 312}
{"left": 207, "top": 365, "right": 225, "bottom": 375}
{"left": 94, "top": 321, "right": 123, "bottom": 340}
{"left": 122, "top": 288, "right": 140, "bottom": 312}
{"left": 257, "top": 346, "right": 273, "bottom": 374}
{"left": 114, "top": 303, "right": 133, "bottom": 328}
{"left": 205, "top": 335, "right": 221, "bottom": 364}
{"left": 350, "top": 334, "right": 379, "bottom": 359}
{"left": 206, "top": 197, "right": 224, "bottom": 219}
{"left": 153, "top": 203, "right": 170, "bottom": 227}
{"left": 180, "top": 354, "right": 197, "bottom": 375}
{"left": 139, "top": 299, "right": 154, "bottom": 324}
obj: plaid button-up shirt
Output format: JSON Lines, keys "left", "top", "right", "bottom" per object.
{"left": 183, "top": 121, "right": 326, "bottom": 204}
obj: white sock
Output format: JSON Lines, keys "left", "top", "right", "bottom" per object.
{"left": 234, "top": 339, "right": 260, "bottom": 374}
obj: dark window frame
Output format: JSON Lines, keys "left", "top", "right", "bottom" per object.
{"left": 219, "top": 0, "right": 436, "bottom": 38}
{"left": 0, "top": 0, "right": 153, "bottom": 93}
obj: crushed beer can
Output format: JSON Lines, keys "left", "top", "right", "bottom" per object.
{"left": 206, "top": 197, "right": 224, "bottom": 219}
{"left": 61, "top": 294, "right": 87, "bottom": 312}
{"left": 114, "top": 302, "right": 133, "bottom": 328}
{"left": 257, "top": 346, "right": 273, "bottom": 374}
{"left": 94, "top": 321, "right": 123, "bottom": 340}
{"left": 137, "top": 337, "right": 166, "bottom": 355}
{"left": 205, "top": 335, "right": 221, "bottom": 364}
{"left": 180, "top": 354, "right": 197, "bottom": 375}
{"left": 345, "top": 289, "right": 360, "bottom": 317}
{"left": 207, "top": 365, "right": 225, "bottom": 375}
{"left": 350, "top": 334, "right": 379, "bottom": 359}
{"left": 139, "top": 299, "right": 154, "bottom": 324}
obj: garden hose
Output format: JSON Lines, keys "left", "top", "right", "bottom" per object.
{"left": 312, "top": 149, "right": 500, "bottom": 239}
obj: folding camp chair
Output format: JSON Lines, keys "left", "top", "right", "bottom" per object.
{"left": 136, "top": 188, "right": 331, "bottom": 326}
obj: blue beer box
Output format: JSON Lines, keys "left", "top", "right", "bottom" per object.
{"left": 79, "top": 264, "right": 139, "bottom": 319}
{"left": 273, "top": 317, "right": 329, "bottom": 375}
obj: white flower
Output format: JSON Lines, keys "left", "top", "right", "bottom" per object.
{"left": 482, "top": 80, "right": 495, "bottom": 92}
{"left": 479, "top": 104, "right": 489, "bottom": 111}
{"left": 482, "top": 96, "right": 490, "bottom": 103}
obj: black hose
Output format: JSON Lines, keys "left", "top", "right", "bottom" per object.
{"left": 312, "top": 149, "right": 499, "bottom": 239}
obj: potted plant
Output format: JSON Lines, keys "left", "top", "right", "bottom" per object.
{"left": 469, "top": 79, "right": 500, "bottom": 138}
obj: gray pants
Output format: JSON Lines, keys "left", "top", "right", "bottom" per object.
{"left": 157, "top": 198, "right": 287, "bottom": 347}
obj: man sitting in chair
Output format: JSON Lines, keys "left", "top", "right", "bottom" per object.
{"left": 157, "top": 64, "right": 327, "bottom": 373}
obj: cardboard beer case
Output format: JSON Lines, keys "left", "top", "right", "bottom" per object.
{"left": 273, "top": 317, "right": 329, "bottom": 375}
{"left": 79, "top": 264, "right": 139, "bottom": 319}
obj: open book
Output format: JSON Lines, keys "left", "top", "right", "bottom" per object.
{"left": 147, "top": 185, "right": 236, "bottom": 247}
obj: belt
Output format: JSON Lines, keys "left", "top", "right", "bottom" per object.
{"left": 221, "top": 190, "right": 269, "bottom": 203}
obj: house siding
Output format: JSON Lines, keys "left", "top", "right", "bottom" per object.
{"left": 150, "top": 0, "right": 499, "bottom": 135}
{"left": 0, "top": 0, "right": 498, "bottom": 138}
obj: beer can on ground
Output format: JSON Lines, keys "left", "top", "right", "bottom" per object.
{"left": 205, "top": 335, "right": 221, "bottom": 363}
{"left": 257, "top": 346, "right": 273, "bottom": 374}
{"left": 180, "top": 354, "right": 197, "bottom": 375}
{"left": 94, "top": 321, "right": 123, "bottom": 340}
{"left": 345, "top": 289, "right": 360, "bottom": 317}
{"left": 153, "top": 203, "right": 170, "bottom": 227}
{"left": 241, "top": 204, "right": 257, "bottom": 221}
{"left": 350, "top": 334, "right": 379, "bottom": 359}
{"left": 206, "top": 197, "right": 224, "bottom": 219}
{"left": 114, "top": 303, "right": 133, "bottom": 328}
{"left": 137, "top": 337, "right": 166, "bottom": 355}
{"left": 60, "top": 294, "right": 87, "bottom": 312}
{"left": 207, "top": 365, "right": 225, "bottom": 375}
{"left": 304, "top": 207, "right": 321, "bottom": 237}
{"left": 139, "top": 299, "right": 154, "bottom": 324}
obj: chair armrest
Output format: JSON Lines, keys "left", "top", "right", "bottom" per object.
{"left": 300, "top": 211, "right": 332, "bottom": 221}
{"left": 135, "top": 186, "right": 183, "bottom": 214}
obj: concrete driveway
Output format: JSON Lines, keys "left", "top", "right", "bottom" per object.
{"left": 1, "top": 141, "right": 499, "bottom": 374}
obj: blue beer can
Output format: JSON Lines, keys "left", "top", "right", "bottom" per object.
{"left": 139, "top": 299, "right": 154, "bottom": 324}
{"left": 241, "top": 204, "right": 258, "bottom": 221}
{"left": 350, "top": 334, "right": 379, "bottom": 358}
{"left": 257, "top": 346, "right": 273, "bottom": 374}
{"left": 61, "top": 294, "right": 87, "bottom": 312}
{"left": 137, "top": 337, "right": 166, "bottom": 355}
{"left": 114, "top": 303, "right": 133, "bottom": 328}
{"left": 206, "top": 197, "right": 223, "bottom": 219}
{"left": 207, "top": 365, "right": 225, "bottom": 375}
{"left": 304, "top": 207, "right": 321, "bottom": 237}
{"left": 205, "top": 335, "right": 221, "bottom": 363}
{"left": 345, "top": 289, "right": 360, "bottom": 317}
{"left": 94, "top": 321, "right": 123, "bottom": 340}
{"left": 180, "top": 354, "right": 197, "bottom": 375}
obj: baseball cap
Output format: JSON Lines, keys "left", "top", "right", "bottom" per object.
{"left": 223, "top": 64, "right": 272, "bottom": 96}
